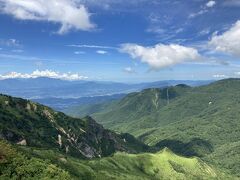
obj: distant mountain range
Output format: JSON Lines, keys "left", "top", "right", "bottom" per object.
{"left": 66, "top": 78, "right": 240, "bottom": 177}
{"left": 0, "top": 77, "right": 212, "bottom": 110}
{"left": 32, "top": 94, "right": 126, "bottom": 110}
{"left": 0, "top": 77, "right": 210, "bottom": 100}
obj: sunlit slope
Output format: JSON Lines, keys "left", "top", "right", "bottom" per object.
{"left": 80, "top": 148, "right": 220, "bottom": 180}
{"left": 18, "top": 145, "right": 231, "bottom": 180}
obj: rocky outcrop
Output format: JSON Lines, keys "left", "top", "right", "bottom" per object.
{"left": 0, "top": 94, "right": 148, "bottom": 159}
{"left": 17, "top": 139, "right": 27, "bottom": 146}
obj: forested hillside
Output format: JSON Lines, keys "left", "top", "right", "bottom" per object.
{"left": 0, "top": 94, "right": 147, "bottom": 159}
{"left": 66, "top": 79, "right": 240, "bottom": 177}
{"left": 0, "top": 94, "right": 233, "bottom": 179}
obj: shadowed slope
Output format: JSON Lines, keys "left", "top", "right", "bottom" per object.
{"left": 0, "top": 94, "right": 148, "bottom": 159}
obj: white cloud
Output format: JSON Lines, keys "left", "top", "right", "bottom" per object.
{"left": 213, "top": 74, "right": 228, "bottom": 78}
{"left": 0, "top": 0, "right": 95, "bottom": 34}
{"left": 0, "top": 38, "right": 20, "bottom": 47}
{"left": 0, "top": 70, "right": 88, "bottom": 81}
{"left": 123, "top": 67, "right": 135, "bottom": 74}
{"left": 146, "top": 27, "right": 165, "bottom": 34}
{"left": 234, "top": 72, "right": 240, "bottom": 76}
{"left": 209, "top": 21, "right": 240, "bottom": 57}
{"left": 189, "top": 1, "right": 216, "bottom": 19}
{"left": 81, "top": 0, "right": 149, "bottom": 10}
{"left": 74, "top": 51, "right": 85, "bottom": 54}
{"left": 189, "top": 9, "right": 208, "bottom": 19}
{"left": 96, "top": 50, "right": 107, "bottom": 54}
{"left": 206, "top": 1, "right": 216, "bottom": 8}
{"left": 68, "top": 44, "right": 117, "bottom": 49}
{"left": 199, "top": 28, "right": 210, "bottom": 36}
{"left": 12, "top": 49, "right": 24, "bottom": 53}
{"left": 120, "top": 43, "right": 201, "bottom": 69}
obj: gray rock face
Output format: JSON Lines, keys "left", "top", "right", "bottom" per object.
{"left": 17, "top": 139, "right": 27, "bottom": 146}
{"left": 0, "top": 94, "right": 148, "bottom": 159}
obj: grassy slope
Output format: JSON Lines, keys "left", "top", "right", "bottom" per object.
{"left": 139, "top": 100, "right": 240, "bottom": 176}
{"left": 80, "top": 149, "right": 221, "bottom": 180}
{"left": 66, "top": 79, "right": 240, "bottom": 177}
{"left": 90, "top": 85, "right": 191, "bottom": 134}
{"left": 138, "top": 79, "right": 240, "bottom": 176}
{"left": 17, "top": 144, "right": 231, "bottom": 180}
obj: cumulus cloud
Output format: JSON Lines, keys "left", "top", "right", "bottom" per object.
{"left": 206, "top": 1, "right": 216, "bottom": 8}
{"left": 0, "top": 70, "right": 88, "bottom": 80}
{"left": 0, "top": 0, "right": 94, "bottom": 34}
{"left": 96, "top": 50, "right": 107, "bottom": 54}
{"left": 120, "top": 43, "right": 201, "bottom": 69}
{"left": 123, "top": 67, "right": 135, "bottom": 74}
{"left": 209, "top": 21, "right": 240, "bottom": 57}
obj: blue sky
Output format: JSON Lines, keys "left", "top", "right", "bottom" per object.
{"left": 0, "top": 0, "right": 240, "bottom": 82}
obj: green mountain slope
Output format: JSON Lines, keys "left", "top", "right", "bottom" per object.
{"left": 0, "top": 94, "right": 147, "bottom": 159}
{"left": 16, "top": 144, "right": 231, "bottom": 180}
{"left": 66, "top": 78, "right": 240, "bottom": 177}
{"left": 77, "top": 148, "right": 223, "bottom": 180}
{"left": 0, "top": 94, "right": 232, "bottom": 179}
{"left": 66, "top": 84, "right": 191, "bottom": 134}
{"left": 0, "top": 140, "right": 70, "bottom": 179}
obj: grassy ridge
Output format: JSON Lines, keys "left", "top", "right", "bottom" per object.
{"left": 16, "top": 144, "right": 231, "bottom": 180}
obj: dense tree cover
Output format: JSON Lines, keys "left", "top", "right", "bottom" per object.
{"left": 0, "top": 140, "right": 70, "bottom": 179}
{"left": 0, "top": 94, "right": 147, "bottom": 159}
{"left": 68, "top": 79, "right": 240, "bottom": 177}
{"left": 0, "top": 79, "right": 240, "bottom": 179}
